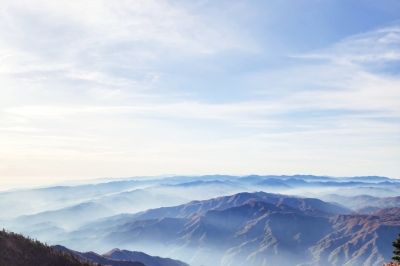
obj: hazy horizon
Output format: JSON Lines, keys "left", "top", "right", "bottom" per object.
{"left": 1, "top": 173, "right": 399, "bottom": 192}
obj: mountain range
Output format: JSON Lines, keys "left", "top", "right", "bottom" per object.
{"left": 53, "top": 245, "right": 188, "bottom": 266}
{"left": 55, "top": 192, "right": 400, "bottom": 266}
{"left": 1, "top": 175, "right": 400, "bottom": 266}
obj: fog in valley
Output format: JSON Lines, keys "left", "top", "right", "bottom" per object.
{"left": 1, "top": 175, "right": 400, "bottom": 266}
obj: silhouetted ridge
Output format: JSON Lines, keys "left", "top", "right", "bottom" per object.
{"left": 0, "top": 229, "right": 99, "bottom": 266}
{"left": 103, "top": 248, "right": 189, "bottom": 266}
{"left": 52, "top": 245, "right": 147, "bottom": 266}
{"left": 115, "top": 191, "right": 351, "bottom": 223}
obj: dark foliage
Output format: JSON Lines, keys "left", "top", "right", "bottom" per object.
{"left": 393, "top": 233, "right": 400, "bottom": 262}
{"left": 0, "top": 229, "right": 100, "bottom": 266}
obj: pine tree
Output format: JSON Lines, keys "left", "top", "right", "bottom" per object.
{"left": 393, "top": 233, "right": 400, "bottom": 263}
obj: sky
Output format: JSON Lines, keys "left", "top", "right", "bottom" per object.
{"left": 0, "top": 0, "right": 400, "bottom": 189}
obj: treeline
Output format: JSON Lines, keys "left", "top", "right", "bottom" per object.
{"left": 0, "top": 229, "right": 101, "bottom": 266}
{"left": 385, "top": 233, "right": 400, "bottom": 266}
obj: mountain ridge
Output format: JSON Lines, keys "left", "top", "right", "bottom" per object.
{"left": 59, "top": 193, "right": 399, "bottom": 266}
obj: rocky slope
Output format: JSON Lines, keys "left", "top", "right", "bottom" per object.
{"left": 58, "top": 193, "right": 399, "bottom": 266}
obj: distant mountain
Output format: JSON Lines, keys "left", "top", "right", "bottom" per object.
{"left": 21, "top": 224, "right": 66, "bottom": 241}
{"left": 3, "top": 175, "right": 400, "bottom": 266}
{"left": 354, "top": 206, "right": 382, "bottom": 214}
{"left": 253, "top": 179, "right": 292, "bottom": 189}
{"left": 95, "top": 202, "right": 399, "bottom": 266}
{"left": 321, "top": 194, "right": 380, "bottom": 210}
{"left": 6, "top": 189, "right": 187, "bottom": 237}
{"left": 160, "top": 174, "right": 238, "bottom": 183}
{"left": 0, "top": 181, "right": 131, "bottom": 216}
{"left": 241, "top": 175, "right": 334, "bottom": 181}
{"left": 322, "top": 187, "right": 400, "bottom": 197}
{"left": 0, "top": 229, "right": 101, "bottom": 266}
{"left": 58, "top": 193, "right": 365, "bottom": 265}
{"left": 53, "top": 245, "right": 172, "bottom": 266}
{"left": 91, "top": 189, "right": 187, "bottom": 214}
{"left": 236, "top": 176, "right": 400, "bottom": 191}
{"left": 166, "top": 180, "right": 235, "bottom": 187}
{"left": 102, "top": 201, "right": 400, "bottom": 266}
{"left": 12, "top": 202, "right": 113, "bottom": 230}
{"left": 252, "top": 175, "right": 397, "bottom": 183}
{"left": 0, "top": 180, "right": 157, "bottom": 219}
{"left": 103, "top": 248, "right": 189, "bottom": 266}
{"left": 150, "top": 180, "right": 249, "bottom": 201}
{"left": 95, "top": 200, "right": 323, "bottom": 265}
{"left": 73, "top": 192, "right": 351, "bottom": 235}
{"left": 321, "top": 194, "right": 400, "bottom": 210}
{"left": 1, "top": 175, "right": 398, "bottom": 219}
{"left": 340, "top": 176, "right": 392, "bottom": 182}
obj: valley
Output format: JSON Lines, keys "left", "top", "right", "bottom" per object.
{"left": 1, "top": 175, "right": 400, "bottom": 265}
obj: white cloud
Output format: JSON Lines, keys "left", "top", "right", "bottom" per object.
{"left": 0, "top": 0, "right": 248, "bottom": 62}
{"left": 252, "top": 24, "right": 400, "bottom": 118}
{"left": 4, "top": 100, "right": 285, "bottom": 122}
{"left": 0, "top": 0, "right": 253, "bottom": 108}
{"left": 0, "top": 2, "right": 399, "bottom": 186}
{"left": 297, "top": 25, "right": 400, "bottom": 63}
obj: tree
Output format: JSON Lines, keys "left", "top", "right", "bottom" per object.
{"left": 393, "top": 233, "right": 400, "bottom": 263}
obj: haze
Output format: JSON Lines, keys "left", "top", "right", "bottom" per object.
{"left": 1, "top": 174, "right": 400, "bottom": 266}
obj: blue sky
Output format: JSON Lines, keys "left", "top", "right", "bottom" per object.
{"left": 0, "top": 0, "right": 399, "bottom": 188}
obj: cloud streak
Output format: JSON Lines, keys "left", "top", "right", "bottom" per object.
{"left": 0, "top": 1, "right": 399, "bottom": 187}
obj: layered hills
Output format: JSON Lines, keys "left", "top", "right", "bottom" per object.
{"left": 1, "top": 175, "right": 400, "bottom": 266}
{"left": 103, "top": 249, "right": 189, "bottom": 266}
{"left": 57, "top": 192, "right": 400, "bottom": 266}
{"left": 71, "top": 191, "right": 351, "bottom": 235}
{"left": 321, "top": 194, "right": 400, "bottom": 211}
{"left": 53, "top": 245, "right": 188, "bottom": 266}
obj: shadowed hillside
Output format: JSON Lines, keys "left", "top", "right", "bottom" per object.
{"left": 79, "top": 191, "right": 351, "bottom": 232}
{"left": 104, "top": 248, "right": 189, "bottom": 266}
{"left": 53, "top": 245, "right": 189, "bottom": 266}
{"left": 59, "top": 194, "right": 400, "bottom": 266}
{"left": 0, "top": 229, "right": 99, "bottom": 266}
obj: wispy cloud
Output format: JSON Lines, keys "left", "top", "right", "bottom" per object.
{"left": 254, "top": 24, "right": 400, "bottom": 116}
{"left": 295, "top": 26, "right": 400, "bottom": 64}
{"left": 0, "top": 1, "right": 399, "bottom": 186}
